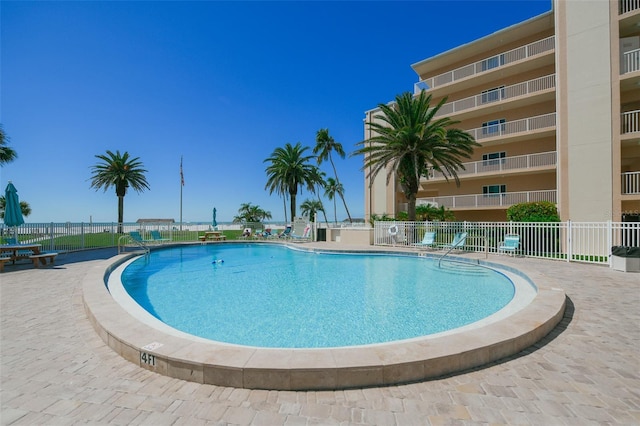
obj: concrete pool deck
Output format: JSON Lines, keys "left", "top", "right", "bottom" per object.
{"left": 1, "top": 243, "right": 639, "bottom": 424}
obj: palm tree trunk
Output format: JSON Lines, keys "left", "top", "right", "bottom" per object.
{"left": 290, "top": 192, "right": 297, "bottom": 222}
{"left": 316, "top": 184, "right": 330, "bottom": 226}
{"left": 117, "top": 195, "right": 124, "bottom": 234}
{"left": 339, "top": 194, "right": 352, "bottom": 224}
{"left": 282, "top": 194, "right": 288, "bottom": 224}
{"left": 329, "top": 156, "right": 352, "bottom": 223}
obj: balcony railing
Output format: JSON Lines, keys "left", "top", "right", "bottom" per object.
{"left": 434, "top": 74, "right": 556, "bottom": 117}
{"left": 417, "top": 190, "right": 557, "bottom": 209}
{"left": 622, "top": 171, "right": 640, "bottom": 194}
{"left": 465, "top": 112, "right": 556, "bottom": 142}
{"left": 620, "top": 0, "right": 640, "bottom": 14}
{"left": 622, "top": 49, "right": 640, "bottom": 74}
{"left": 428, "top": 151, "right": 557, "bottom": 180}
{"left": 414, "top": 36, "right": 555, "bottom": 93}
{"left": 622, "top": 109, "right": 640, "bottom": 133}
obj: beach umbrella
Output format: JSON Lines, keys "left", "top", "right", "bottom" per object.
{"left": 4, "top": 181, "right": 25, "bottom": 241}
{"left": 212, "top": 207, "right": 218, "bottom": 230}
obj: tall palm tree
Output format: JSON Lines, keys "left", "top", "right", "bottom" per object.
{"left": 89, "top": 150, "right": 150, "bottom": 233}
{"left": 0, "top": 125, "right": 18, "bottom": 165}
{"left": 324, "top": 177, "right": 344, "bottom": 225}
{"left": 353, "top": 91, "right": 479, "bottom": 221}
{"left": 314, "top": 128, "right": 352, "bottom": 223}
{"left": 264, "top": 142, "right": 317, "bottom": 221}
{"left": 300, "top": 199, "right": 324, "bottom": 223}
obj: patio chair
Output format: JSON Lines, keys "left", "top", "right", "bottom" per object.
{"left": 412, "top": 231, "right": 437, "bottom": 250}
{"left": 498, "top": 234, "right": 520, "bottom": 256}
{"left": 444, "top": 232, "right": 467, "bottom": 251}
{"left": 150, "top": 230, "right": 171, "bottom": 243}
{"left": 129, "top": 231, "right": 151, "bottom": 244}
{"left": 278, "top": 226, "right": 292, "bottom": 239}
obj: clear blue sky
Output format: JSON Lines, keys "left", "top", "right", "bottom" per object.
{"left": 1, "top": 0, "right": 551, "bottom": 224}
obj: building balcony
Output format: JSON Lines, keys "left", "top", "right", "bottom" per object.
{"left": 433, "top": 74, "right": 556, "bottom": 119}
{"left": 414, "top": 36, "right": 555, "bottom": 94}
{"left": 464, "top": 113, "right": 556, "bottom": 145}
{"left": 620, "top": 0, "right": 640, "bottom": 15}
{"left": 623, "top": 171, "right": 640, "bottom": 194}
{"left": 622, "top": 48, "right": 640, "bottom": 74}
{"left": 415, "top": 190, "right": 557, "bottom": 211}
{"left": 622, "top": 109, "right": 640, "bottom": 134}
{"left": 426, "top": 151, "right": 557, "bottom": 183}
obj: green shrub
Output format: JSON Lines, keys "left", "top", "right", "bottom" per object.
{"left": 506, "top": 201, "right": 560, "bottom": 222}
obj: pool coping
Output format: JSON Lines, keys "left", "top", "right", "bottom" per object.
{"left": 82, "top": 242, "right": 566, "bottom": 390}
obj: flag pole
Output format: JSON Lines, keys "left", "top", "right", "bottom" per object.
{"left": 180, "top": 156, "right": 184, "bottom": 230}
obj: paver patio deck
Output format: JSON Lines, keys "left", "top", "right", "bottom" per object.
{"left": 1, "top": 244, "right": 639, "bottom": 425}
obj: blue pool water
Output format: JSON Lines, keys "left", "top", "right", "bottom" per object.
{"left": 119, "top": 244, "right": 515, "bottom": 348}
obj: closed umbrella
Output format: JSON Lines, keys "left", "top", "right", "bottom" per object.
{"left": 212, "top": 207, "right": 218, "bottom": 230}
{"left": 4, "top": 181, "right": 25, "bottom": 241}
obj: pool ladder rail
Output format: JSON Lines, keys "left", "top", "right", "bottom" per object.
{"left": 117, "top": 235, "right": 151, "bottom": 255}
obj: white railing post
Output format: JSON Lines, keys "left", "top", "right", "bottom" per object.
{"left": 566, "top": 220, "right": 572, "bottom": 262}
{"left": 607, "top": 220, "right": 613, "bottom": 267}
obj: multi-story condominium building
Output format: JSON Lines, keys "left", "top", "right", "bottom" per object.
{"left": 363, "top": 0, "right": 640, "bottom": 223}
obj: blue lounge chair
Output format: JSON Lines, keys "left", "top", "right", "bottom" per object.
{"left": 129, "top": 231, "right": 151, "bottom": 244}
{"left": 150, "top": 230, "right": 171, "bottom": 243}
{"left": 444, "top": 232, "right": 467, "bottom": 251}
{"left": 278, "top": 226, "right": 292, "bottom": 239}
{"left": 413, "top": 231, "right": 436, "bottom": 249}
{"left": 498, "top": 234, "right": 520, "bottom": 256}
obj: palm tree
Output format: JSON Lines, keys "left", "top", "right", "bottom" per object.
{"left": 300, "top": 198, "right": 324, "bottom": 223}
{"left": 264, "top": 142, "right": 317, "bottom": 221}
{"left": 0, "top": 196, "right": 31, "bottom": 219}
{"left": 353, "top": 91, "right": 479, "bottom": 221}
{"left": 324, "top": 177, "right": 344, "bottom": 225}
{"left": 0, "top": 125, "right": 18, "bottom": 165}
{"left": 314, "top": 128, "right": 352, "bottom": 223}
{"left": 233, "top": 202, "right": 272, "bottom": 223}
{"left": 309, "top": 166, "right": 330, "bottom": 225}
{"left": 89, "top": 150, "right": 150, "bottom": 233}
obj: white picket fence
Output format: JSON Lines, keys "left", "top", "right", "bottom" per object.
{"left": 374, "top": 221, "right": 640, "bottom": 265}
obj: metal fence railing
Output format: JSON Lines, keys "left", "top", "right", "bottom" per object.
{"left": 374, "top": 220, "right": 640, "bottom": 265}
{"left": 3, "top": 220, "right": 638, "bottom": 267}
{"left": 0, "top": 222, "right": 248, "bottom": 253}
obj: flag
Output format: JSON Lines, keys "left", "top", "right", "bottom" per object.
{"left": 180, "top": 156, "right": 184, "bottom": 186}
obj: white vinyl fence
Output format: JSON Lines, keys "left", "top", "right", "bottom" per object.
{"left": 374, "top": 221, "right": 640, "bottom": 265}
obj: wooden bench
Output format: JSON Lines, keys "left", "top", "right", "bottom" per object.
{"left": 29, "top": 253, "right": 58, "bottom": 268}
{"left": 0, "top": 257, "right": 12, "bottom": 272}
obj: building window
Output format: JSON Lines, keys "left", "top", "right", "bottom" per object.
{"left": 482, "top": 151, "right": 506, "bottom": 166}
{"left": 482, "top": 119, "right": 506, "bottom": 135}
{"left": 481, "top": 54, "right": 505, "bottom": 71}
{"left": 481, "top": 86, "right": 505, "bottom": 103}
{"left": 483, "top": 184, "right": 507, "bottom": 196}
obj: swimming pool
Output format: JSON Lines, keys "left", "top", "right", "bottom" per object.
{"left": 90, "top": 242, "right": 565, "bottom": 389}
{"left": 116, "top": 244, "right": 516, "bottom": 348}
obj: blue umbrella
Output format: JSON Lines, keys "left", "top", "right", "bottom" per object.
{"left": 212, "top": 207, "right": 218, "bottom": 230}
{"left": 4, "top": 181, "right": 25, "bottom": 240}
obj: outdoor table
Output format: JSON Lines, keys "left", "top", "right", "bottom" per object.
{"left": 199, "top": 231, "right": 226, "bottom": 241}
{"left": 0, "top": 244, "right": 42, "bottom": 263}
